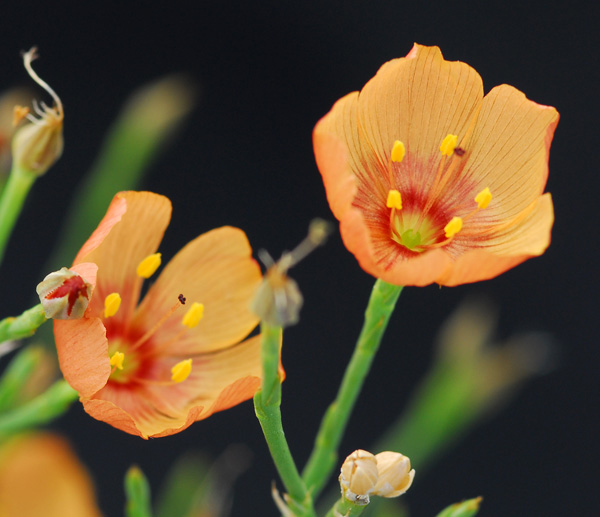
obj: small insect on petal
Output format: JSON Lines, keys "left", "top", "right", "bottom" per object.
{"left": 36, "top": 267, "right": 92, "bottom": 319}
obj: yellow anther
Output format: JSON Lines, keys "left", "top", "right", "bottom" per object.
{"left": 104, "top": 293, "right": 121, "bottom": 318}
{"left": 136, "top": 253, "right": 162, "bottom": 279}
{"left": 110, "top": 351, "right": 124, "bottom": 370}
{"left": 440, "top": 134, "right": 458, "bottom": 156}
{"left": 475, "top": 187, "right": 492, "bottom": 209}
{"left": 386, "top": 190, "right": 403, "bottom": 210}
{"left": 391, "top": 140, "right": 406, "bottom": 163}
{"left": 182, "top": 302, "right": 204, "bottom": 329}
{"left": 171, "top": 359, "right": 192, "bottom": 383}
{"left": 444, "top": 216, "right": 463, "bottom": 238}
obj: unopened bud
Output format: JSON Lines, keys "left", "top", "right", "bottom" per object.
{"left": 36, "top": 267, "right": 92, "bottom": 319}
{"left": 339, "top": 449, "right": 378, "bottom": 505}
{"left": 373, "top": 451, "right": 415, "bottom": 498}
{"left": 12, "top": 48, "right": 63, "bottom": 176}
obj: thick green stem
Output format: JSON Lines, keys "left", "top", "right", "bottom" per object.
{"left": 0, "top": 380, "right": 78, "bottom": 440}
{"left": 302, "top": 279, "right": 403, "bottom": 498}
{"left": 253, "top": 323, "right": 315, "bottom": 516}
{"left": 125, "top": 465, "right": 153, "bottom": 517}
{"left": 0, "top": 345, "right": 47, "bottom": 411}
{"left": 0, "top": 166, "right": 36, "bottom": 267}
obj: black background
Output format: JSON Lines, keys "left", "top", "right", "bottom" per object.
{"left": 0, "top": 2, "right": 597, "bottom": 516}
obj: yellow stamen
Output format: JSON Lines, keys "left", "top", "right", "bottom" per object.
{"left": 386, "top": 190, "right": 403, "bottom": 210}
{"left": 182, "top": 302, "right": 204, "bottom": 329}
{"left": 136, "top": 253, "right": 162, "bottom": 278}
{"left": 110, "top": 351, "right": 124, "bottom": 370}
{"left": 104, "top": 293, "right": 121, "bottom": 318}
{"left": 171, "top": 359, "right": 192, "bottom": 383}
{"left": 440, "top": 134, "right": 458, "bottom": 156}
{"left": 444, "top": 216, "right": 463, "bottom": 238}
{"left": 474, "top": 187, "right": 492, "bottom": 209}
{"left": 391, "top": 140, "right": 406, "bottom": 163}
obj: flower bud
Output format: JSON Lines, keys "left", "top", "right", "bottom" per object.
{"left": 11, "top": 48, "right": 63, "bottom": 176}
{"left": 339, "top": 449, "right": 378, "bottom": 505}
{"left": 36, "top": 267, "right": 92, "bottom": 319}
{"left": 373, "top": 451, "right": 415, "bottom": 498}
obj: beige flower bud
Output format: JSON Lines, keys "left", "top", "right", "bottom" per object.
{"left": 372, "top": 451, "right": 415, "bottom": 498}
{"left": 339, "top": 449, "right": 378, "bottom": 505}
{"left": 11, "top": 48, "right": 63, "bottom": 176}
{"left": 36, "top": 267, "right": 92, "bottom": 320}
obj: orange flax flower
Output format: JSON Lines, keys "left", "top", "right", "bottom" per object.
{"left": 53, "top": 191, "right": 264, "bottom": 438}
{"left": 314, "top": 44, "right": 558, "bottom": 286}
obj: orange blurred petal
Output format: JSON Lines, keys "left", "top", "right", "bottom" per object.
{"left": 132, "top": 226, "right": 261, "bottom": 354}
{"left": 0, "top": 433, "right": 101, "bottom": 517}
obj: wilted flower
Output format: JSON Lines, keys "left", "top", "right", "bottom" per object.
{"left": 11, "top": 47, "right": 64, "bottom": 176}
{"left": 36, "top": 267, "right": 94, "bottom": 319}
{"left": 314, "top": 44, "right": 558, "bottom": 286}
{"left": 251, "top": 219, "right": 332, "bottom": 327}
{"left": 53, "top": 191, "right": 265, "bottom": 438}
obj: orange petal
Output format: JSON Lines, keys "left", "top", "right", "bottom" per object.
{"left": 0, "top": 433, "right": 101, "bottom": 517}
{"left": 463, "top": 85, "right": 558, "bottom": 218}
{"left": 84, "top": 334, "right": 263, "bottom": 438}
{"left": 54, "top": 317, "right": 110, "bottom": 398}
{"left": 78, "top": 191, "right": 172, "bottom": 328}
{"left": 437, "top": 194, "right": 554, "bottom": 285}
{"left": 131, "top": 226, "right": 261, "bottom": 355}
{"left": 357, "top": 44, "right": 483, "bottom": 171}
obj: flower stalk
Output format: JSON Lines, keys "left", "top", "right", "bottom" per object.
{"left": 0, "top": 304, "right": 47, "bottom": 344}
{"left": 302, "top": 280, "right": 403, "bottom": 498}
{"left": 253, "top": 322, "right": 315, "bottom": 517}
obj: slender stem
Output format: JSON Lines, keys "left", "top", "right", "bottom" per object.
{"left": 253, "top": 323, "right": 315, "bottom": 516}
{"left": 302, "top": 279, "right": 403, "bottom": 498}
{"left": 0, "top": 345, "right": 47, "bottom": 411}
{"left": 0, "top": 304, "right": 47, "bottom": 344}
{"left": 125, "top": 466, "right": 153, "bottom": 517}
{"left": 0, "top": 165, "right": 36, "bottom": 267}
{"left": 326, "top": 497, "right": 369, "bottom": 517}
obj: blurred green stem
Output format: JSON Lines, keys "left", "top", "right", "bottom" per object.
{"left": 0, "top": 304, "right": 47, "bottom": 344}
{"left": 0, "top": 380, "right": 77, "bottom": 440}
{"left": 125, "top": 466, "right": 153, "bottom": 517}
{"left": 254, "top": 323, "right": 315, "bottom": 517}
{"left": 0, "top": 166, "right": 36, "bottom": 267}
{"left": 302, "top": 280, "right": 403, "bottom": 498}
{"left": 0, "top": 345, "right": 46, "bottom": 411}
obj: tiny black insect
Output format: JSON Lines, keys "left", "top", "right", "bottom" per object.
{"left": 178, "top": 294, "right": 186, "bottom": 305}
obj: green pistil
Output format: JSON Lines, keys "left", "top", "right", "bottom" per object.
{"left": 400, "top": 229, "right": 422, "bottom": 251}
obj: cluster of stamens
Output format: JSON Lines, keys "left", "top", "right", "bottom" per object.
{"left": 385, "top": 133, "right": 492, "bottom": 253}
{"left": 105, "top": 252, "right": 202, "bottom": 385}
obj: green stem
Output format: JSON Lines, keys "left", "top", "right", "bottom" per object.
{"left": 302, "top": 279, "right": 403, "bottom": 498}
{"left": 253, "top": 323, "right": 315, "bottom": 516}
{"left": 326, "top": 497, "right": 369, "bottom": 517}
{"left": 0, "top": 380, "right": 78, "bottom": 440}
{"left": 0, "top": 345, "right": 47, "bottom": 411}
{"left": 0, "top": 304, "right": 47, "bottom": 344}
{"left": 0, "top": 166, "right": 36, "bottom": 267}
{"left": 125, "top": 465, "right": 153, "bottom": 517}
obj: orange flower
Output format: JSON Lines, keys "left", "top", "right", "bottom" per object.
{"left": 53, "top": 191, "right": 264, "bottom": 438}
{"left": 314, "top": 44, "right": 558, "bottom": 286}
{"left": 0, "top": 432, "right": 101, "bottom": 517}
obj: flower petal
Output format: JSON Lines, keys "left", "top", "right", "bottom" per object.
{"left": 357, "top": 44, "right": 483, "bottom": 174}
{"left": 437, "top": 194, "right": 554, "bottom": 285}
{"left": 463, "top": 84, "right": 558, "bottom": 217}
{"left": 83, "top": 334, "right": 262, "bottom": 438}
{"left": 54, "top": 317, "right": 110, "bottom": 397}
{"left": 77, "top": 191, "right": 172, "bottom": 328}
{"left": 131, "top": 226, "right": 261, "bottom": 355}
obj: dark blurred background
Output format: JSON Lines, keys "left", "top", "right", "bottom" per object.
{"left": 0, "top": 1, "right": 597, "bottom": 515}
